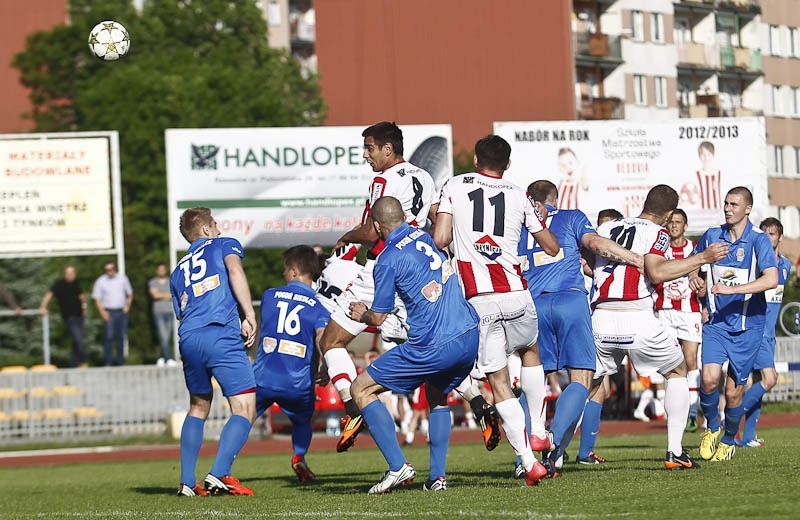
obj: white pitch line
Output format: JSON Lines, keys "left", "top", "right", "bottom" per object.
{"left": 0, "top": 446, "right": 114, "bottom": 459}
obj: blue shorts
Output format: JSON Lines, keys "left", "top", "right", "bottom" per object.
{"left": 367, "top": 327, "right": 479, "bottom": 395}
{"left": 255, "top": 386, "right": 315, "bottom": 425}
{"left": 753, "top": 335, "right": 776, "bottom": 371}
{"left": 701, "top": 324, "right": 763, "bottom": 386}
{"left": 179, "top": 324, "right": 255, "bottom": 397}
{"left": 535, "top": 291, "right": 596, "bottom": 373}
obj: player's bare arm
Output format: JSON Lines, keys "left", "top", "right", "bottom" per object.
{"left": 533, "top": 228, "right": 560, "bottom": 257}
{"left": 335, "top": 218, "right": 379, "bottom": 250}
{"left": 711, "top": 266, "right": 778, "bottom": 295}
{"left": 427, "top": 202, "right": 440, "bottom": 228}
{"left": 224, "top": 254, "right": 257, "bottom": 348}
{"left": 348, "top": 301, "right": 387, "bottom": 327}
{"left": 582, "top": 233, "right": 643, "bottom": 270}
{"left": 433, "top": 212, "right": 453, "bottom": 249}
{"left": 645, "top": 242, "right": 728, "bottom": 284}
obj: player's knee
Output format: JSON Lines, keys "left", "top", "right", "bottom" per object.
{"left": 762, "top": 370, "right": 778, "bottom": 390}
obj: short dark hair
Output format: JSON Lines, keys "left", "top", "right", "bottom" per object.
{"left": 283, "top": 245, "right": 322, "bottom": 281}
{"left": 698, "top": 141, "right": 715, "bottom": 156}
{"left": 727, "top": 186, "right": 753, "bottom": 206}
{"left": 760, "top": 217, "right": 783, "bottom": 236}
{"left": 671, "top": 208, "right": 688, "bottom": 223}
{"left": 597, "top": 208, "right": 623, "bottom": 225}
{"left": 558, "top": 147, "right": 577, "bottom": 158}
{"left": 642, "top": 184, "right": 679, "bottom": 216}
{"left": 362, "top": 121, "right": 403, "bottom": 156}
{"left": 179, "top": 207, "right": 213, "bottom": 242}
{"left": 475, "top": 135, "right": 511, "bottom": 172}
{"left": 527, "top": 180, "right": 558, "bottom": 205}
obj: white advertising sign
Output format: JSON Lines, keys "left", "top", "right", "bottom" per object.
{"left": 494, "top": 118, "right": 767, "bottom": 234}
{"left": 0, "top": 135, "right": 115, "bottom": 254}
{"left": 166, "top": 125, "right": 452, "bottom": 249}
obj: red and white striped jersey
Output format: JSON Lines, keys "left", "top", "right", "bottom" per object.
{"left": 557, "top": 178, "right": 579, "bottom": 210}
{"left": 315, "top": 244, "right": 362, "bottom": 313}
{"left": 654, "top": 240, "right": 702, "bottom": 312}
{"left": 592, "top": 217, "right": 670, "bottom": 304}
{"left": 438, "top": 172, "right": 546, "bottom": 299}
{"left": 362, "top": 161, "right": 436, "bottom": 256}
{"left": 696, "top": 170, "right": 721, "bottom": 210}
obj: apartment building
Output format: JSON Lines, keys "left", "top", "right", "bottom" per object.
{"left": 574, "top": 0, "right": 799, "bottom": 258}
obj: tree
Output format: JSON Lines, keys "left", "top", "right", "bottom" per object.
{"left": 11, "top": 0, "right": 325, "bottom": 364}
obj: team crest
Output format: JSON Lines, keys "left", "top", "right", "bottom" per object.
{"left": 421, "top": 280, "right": 443, "bottom": 302}
{"left": 473, "top": 235, "right": 502, "bottom": 261}
{"left": 736, "top": 248, "right": 745, "bottom": 262}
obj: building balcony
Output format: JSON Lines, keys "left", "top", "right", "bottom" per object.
{"left": 577, "top": 96, "right": 624, "bottom": 120}
{"left": 673, "top": 1, "right": 760, "bottom": 15}
{"left": 679, "top": 95, "right": 762, "bottom": 118}
{"left": 574, "top": 32, "right": 622, "bottom": 60}
{"left": 720, "top": 46, "right": 762, "bottom": 70}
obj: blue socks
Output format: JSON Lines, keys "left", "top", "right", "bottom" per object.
{"left": 428, "top": 407, "right": 451, "bottom": 480}
{"left": 699, "top": 388, "right": 720, "bottom": 432}
{"left": 721, "top": 403, "right": 744, "bottom": 445}
{"left": 362, "top": 400, "right": 405, "bottom": 472}
{"left": 578, "top": 400, "right": 602, "bottom": 460}
{"left": 551, "top": 383, "right": 589, "bottom": 448}
{"left": 180, "top": 415, "right": 205, "bottom": 486}
{"left": 742, "top": 383, "right": 766, "bottom": 442}
{"left": 292, "top": 419, "right": 313, "bottom": 457}
{"left": 210, "top": 414, "right": 252, "bottom": 477}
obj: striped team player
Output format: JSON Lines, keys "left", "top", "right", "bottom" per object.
{"left": 653, "top": 209, "right": 703, "bottom": 432}
{"left": 592, "top": 185, "right": 727, "bottom": 470}
{"left": 315, "top": 244, "right": 361, "bottom": 315}
{"left": 555, "top": 147, "right": 585, "bottom": 210}
{"left": 434, "top": 134, "right": 560, "bottom": 486}
{"left": 319, "top": 121, "right": 436, "bottom": 453}
{"left": 696, "top": 141, "right": 722, "bottom": 210}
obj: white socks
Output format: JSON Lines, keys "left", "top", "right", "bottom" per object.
{"left": 665, "top": 377, "right": 690, "bottom": 455}
{"left": 323, "top": 348, "right": 357, "bottom": 402}
{"left": 495, "top": 398, "right": 536, "bottom": 470}
{"left": 521, "top": 365, "right": 547, "bottom": 437}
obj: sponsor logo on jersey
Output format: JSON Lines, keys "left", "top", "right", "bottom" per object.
{"left": 278, "top": 339, "right": 307, "bottom": 358}
{"left": 462, "top": 176, "right": 474, "bottom": 184}
{"left": 736, "top": 247, "right": 745, "bottom": 262}
{"left": 421, "top": 280, "right": 443, "bottom": 302}
{"left": 474, "top": 235, "right": 502, "bottom": 261}
{"left": 397, "top": 168, "right": 406, "bottom": 177}
{"left": 191, "top": 144, "right": 220, "bottom": 170}
{"left": 655, "top": 231, "right": 670, "bottom": 253}
{"left": 191, "top": 274, "right": 221, "bottom": 297}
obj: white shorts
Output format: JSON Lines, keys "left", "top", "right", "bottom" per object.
{"left": 470, "top": 290, "right": 538, "bottom": 374}
{"left": 592, "top": 308, "right": 684, "bottom": 378}
{"left": 657, "top": 309, "right": 702, "bottom": 343}
{"left": 330, "top": 260, "right": 407, "bottom": 338}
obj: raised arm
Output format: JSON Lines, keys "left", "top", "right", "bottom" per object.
{"left": 582, "top": 233, "right": 643, "bottom": 271}
{"left": 645, "top": 242, "right": 729, "bottom": 285}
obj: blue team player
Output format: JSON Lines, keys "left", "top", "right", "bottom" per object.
{"left": 348, "top": 196, "right": 479, "bottom": 494}
{"left": 520, "top": 180, "right": 642, "bottom": 476}
{"left": 171, "top": 207, "right": 258, "bottom": 497}
{"left": 690, "top": 187, "right": 778, "bottom": 462}
{"left": 737, "top": 217, "right": 792, "bottom": 448}
{"left": 253, "top": 245, "right": 330, "bottom": 484}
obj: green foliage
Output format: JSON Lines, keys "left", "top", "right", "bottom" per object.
{"left": 10, "top": 0, "right": 326, "bottom": 365}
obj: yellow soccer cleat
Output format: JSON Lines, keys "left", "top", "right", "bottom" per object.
{"left": 699, "top": 427, "right": 721, "bottom": 460}
{"left": 710, "top": 441, "right": 736, "bottom": 462}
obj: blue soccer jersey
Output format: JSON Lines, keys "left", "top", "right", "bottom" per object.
{"left": 372, "top": 222, "right": 478, "bottom": 347}
{"left": 695, "top": 221, "right": 778, "bottom": 332}
{"left": 519, "top": 205, "right": 596, "bottom": 297}
{"left": 253, "top": 281, "right": 329, "bottom": 394}
{"left": 170, "top": 237, "right": 244, "bottom": 334}
{"left": 764, "top": 254, "right": 791, "bottom": 339}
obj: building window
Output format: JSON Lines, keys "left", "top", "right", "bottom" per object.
{"left": 778, "top": 206, "right": 800, "bottom": 238}
{"left": 651, "top": 13, "right": 664, "bottom": 43}
{"left": 634, "top": 75, "right": 647, "bottom": 105}
{"left": 772, "top": 85, "right": 783, "bottom": 114}
{"left": 632, "top": 11, "right": 644, "bottom": 41}
{"left": 775, "top": 145, "right": 785, "bottom": 175}
{"left": 770, "top": 25, "right": 781, "bottom": 56}
{"left": 790, "top": 27, "right": 799, "bottom": 58}
{"left": 654, "top": 76, "right": 667, "bottom": 107}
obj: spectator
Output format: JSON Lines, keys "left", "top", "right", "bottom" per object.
{"left": 40, "top": 265, "right": 87, "bottom": 367}
{"left": 149, "top": 262, "right": 177, "bottom": 367}
{"left": 92, "top": 261, "right": 133, "bottom": 366}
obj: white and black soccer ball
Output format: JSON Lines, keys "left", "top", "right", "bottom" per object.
{"left": 88, "top": 20, "right": 130, "bottom": 61}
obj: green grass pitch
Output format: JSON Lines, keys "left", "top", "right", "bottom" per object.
{"left": 4, "top": 426, "right": 798, "bottom": 519}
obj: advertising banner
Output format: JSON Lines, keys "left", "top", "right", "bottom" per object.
{"left": 494, "top": 118, "right": 767, "bottom": 235}
{"left": 0, "top": 135, "right": 115, "bottom": 255}
{"left": 166, "top": 125, "right": 452, "bottom": 249}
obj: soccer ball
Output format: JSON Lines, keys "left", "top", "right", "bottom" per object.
{"left": 88, "top": 20, "right": 130, "bottom": 61}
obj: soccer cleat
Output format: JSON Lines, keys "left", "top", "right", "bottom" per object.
{"left": 474, "top": 402, "right": 501, "bottom": 451}
{"left": 422, "top": 477, "right": 447, "bottom": 491}
{"left": 633, "top": 409, "right": 650, "bottom": 422}
{"left": 336, "top": 414, "right": 365, "bottom": 453}
{"left": 177, "top": 483, "right": 208, "bottom": 496}
{"left": 685, "top": 416, "right": 699, "bottom": 433}
{"left": 664, "top": 450, "right": 700, "bottom": 470}
{"left": 530, "top": 431, "right": 553, "bottom": 452}
{"left": 513, "top": 462, "right": 526, "bottom": 479}
{"left": 736, "top": 438, "right": 765, "bottom": 448}
{"left": 291, "top": 454, "right": 316, "bottom": 483}
{"left": 368, "top": 463, "right": 416, "bottom": 494}
{"left": 710, "top": 441, "right": 736, "bottom": 462}
{"left": 699, "top": 427, "right": 722, "bottom": 460}
{"left": 577, "top": 451, "right": 606, "bottom": 465}
{"left": 204, "top": 474, "right": 255, "bottom": 496}
{"left": 525, "top": 460, "right": 550, "bottom": 485}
